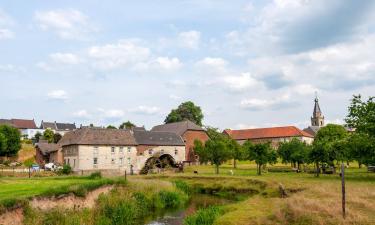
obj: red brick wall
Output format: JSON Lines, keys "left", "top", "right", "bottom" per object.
{"left": 182, "top": 130, "right": 210, "bottom": 162}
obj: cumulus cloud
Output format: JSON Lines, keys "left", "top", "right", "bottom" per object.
{"left": 240, "top": 94, "right": 298, "bottom": 111}
{"left": 50, "top": 53, "right": 82, "bottom": 64}
{"left": 221, "top": 73, "right": 262, "bottom": 91}
{"left": 0, "top": 28, "right": 13, "bottom": 39}
{"left": 47, "top": 90, "right": 68, "bottom": 100}
{"left": 73, "top": 109, "right": 91, "bottom": 119}
{"left": 34, "top": 9, "right": 96, "bottom": 40}
{"left": 88, "top": 39, "right": 151, "bottom": 70}
{"left": 98, "top": 108, "right": 124, "bottom": 119}
{"left": 0, "top": 9, "right": 14, "bottom": 40}
{"left": 178, "top": 30, "right": 201, "bottom": 49}
{"left": 129, "top": 106, "right": 160, "bottom": 115}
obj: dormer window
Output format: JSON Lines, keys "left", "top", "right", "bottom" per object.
{"left": 111, "top": 147, "right": 115, "bottom": 154}
{"left": 148, "top": 149, "right": 153, "bottom": 155}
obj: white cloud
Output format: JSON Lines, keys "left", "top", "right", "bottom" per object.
{"left": 0, "top": 64, "right": 25, "bottom": 73}
{"left": 221, "top": 73, "right": 261, "bottom": 91}
{"left": 34, "top": 9, "right": 96, "bottom": 40}
{"left": 129, "top": 106, "right": 160, "bottom": 115}
{"left": 47, "top": 90, "right": 68, "bottom": 100}
{"left": 98, "top": 108, "right": 124, "bottom": 119}
{"left": 50, "top": 53, "right": 82, "bottom": 64}
{"left": 88, "top": 39, "right": 151, "bottom": 70}
{"left": 240, "top": 94, "right": 296, "bottom": 111}
{"left": 169, "top": 94, "right": 181, "bottom": 100}
{"left": 0, "top": 28, "right": 13, "bottom": 39}
{"left": 235, "top": 123, "right": 258, "bottom": 129}
{"left": 73, "top": 109, "right": 91, "bottom": 119}
{"left": 154, "top": 57, "right": 182, "bottom": 71}
{"left": 178, "top": 30, "right": 201, "bottom": 49}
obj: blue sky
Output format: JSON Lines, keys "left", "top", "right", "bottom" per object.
{"left": 1, "top": 0, "right": 374, "bottom": 129}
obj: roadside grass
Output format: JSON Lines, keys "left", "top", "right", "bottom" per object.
{"left": 0, "top": 175, "right": 122, "bottom": 212}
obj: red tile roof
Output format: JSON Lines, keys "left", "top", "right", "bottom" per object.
{"left": 10, "top": 119, "right": 37, "bottom": 129}
{"left": 224, "top": 126, "right": 314, "bottom": 140}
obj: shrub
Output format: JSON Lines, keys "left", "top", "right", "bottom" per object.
{"left": 89, "top": 171, "right": 102, "bottom": 179}
{"left": 173, "top": 180, "right": 192, "bottom": 195}
{"left": 184, "top": 206, "right": 223, "bottom": 225}
{"left": 157, "top": 190, "right": 182, "bottom": 208}
{"left": 61, "top": 164, "right": 72, "bottom": 175}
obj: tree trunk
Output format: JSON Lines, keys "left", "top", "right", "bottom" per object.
{"left": 233, "top": 159, "right": 237, "bottom": 169}
{"left": 297, "top": 162, "right": 301, "bottom": 171}
{"left": 358, "top": 162, "right": 362, "bottom": 168}
{"left": 215, "top": 164, "right": 219, "bottom": 174}
{"left": 258, "top": 164, "right": 262, "bottom": 175}
{"left": 315, "top": 162, "right": 320, "bottom": 177}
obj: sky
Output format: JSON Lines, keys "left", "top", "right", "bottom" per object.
{"left": 0, "top": 0, "right": 374, "bottom": 130}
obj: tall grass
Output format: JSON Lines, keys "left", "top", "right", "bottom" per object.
{"left": 184, "top": 206, "right": 223, "bottom": 225}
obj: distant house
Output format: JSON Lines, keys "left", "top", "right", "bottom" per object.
{"left": 224, "top": 126, "right": 314, "bottom": 149}
{"left": 151, "top": 120, "right": 209, "bottom": 164}
{"left": 40, "top": 121, "right": 76, "bottom": 135}
{"left": 0, "top": 118, "right": 41, "bottom": 139}
{"left": 35, "top": 140, "right": 62, "bottom": 166}
{"left": 133, "top": 130, "right": 186, "bottom": 171}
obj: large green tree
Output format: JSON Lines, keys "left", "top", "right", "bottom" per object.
{"left": 119, "top": 121, "right": 136, "bottom": 129}
{"left": 278, "top": 138, "right": 310, "bottom": 170}
{"left": 204, "top": 138, "right": 232, "bottom": 174}
{"left": 164, "top": 101, "right": 204, "bottom": 126}
{"left": 0, "top": 125, "right": 21, "bottom": 157}
{"left": 243, "top": 141, "right": 277, "bottom": 175}
{"left": 346, "top": 133, "right": 375, "bottom": 167}
{"left": 228, "top": 139, "right": 244, "bottom": 169}
{"left": 43, "top": 129, "right": 54, "bottom": 143}
{"left": 310, "top": 124, "right": 348, "bottom": 176}
{"left": 345, "top": 95, "right": 375, "bottom": 137}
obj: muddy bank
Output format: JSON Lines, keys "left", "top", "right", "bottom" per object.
{"left": 0, "top": 185, "right": 113, "bottom": 225}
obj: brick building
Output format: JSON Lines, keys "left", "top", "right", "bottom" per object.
{"left": 151, "top": 120, "right": 209, "bottom": 164}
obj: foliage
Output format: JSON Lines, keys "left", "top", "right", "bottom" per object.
{"left": 23, "top": 157, "right": 35, "bottom": 168}
{"left": 164, "top": 101, "right": 204, "bottom": 126}
{"left": 106, "top": 125, "right": 117, "bottom": 129}
{"left": 119, "top": 121, "right": 136, "bottom": 129}
{"left": 346, "top": 133, "right": 375, "bottom": 166}
{"left": 310, "top": 124, "right": 348, "bottom": 176}
{"left": 345, "top": 95, "right": 375, "bottom": 137}
{"left": 0, "top": 125, "right": 21, "bottom": 157}
{"left": 184, "top": 206, "right": 223, "bottom": 225}
{"left": 228, "top": 139, "right": 244, "bottom": 168}
{"left": 278, "top": 138, "right": 310, "bottom": 169}
{"left": 53, "top": 133, "right": 62, "bottom": 143}
{"left": 243, "top": 141, "right": 277, "bottom": 175}
{"left": 89, "top": 171, "right": 102, "bottom": 179}
{"left": 61, "top": 164, "right": 72, "bottom": 175}
{"left": 33, "top": 132, "right": 42, "bottom": 143}
{"left": 43, "top": 129, "right": 54, "bottom": 143}
{"left": 199, "top": 138, "right": 232, "bottom": 174}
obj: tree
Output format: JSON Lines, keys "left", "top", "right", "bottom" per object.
{"left": 106, "top": 125, "right": 117, "bottom": 129}
{"left": 243, "top": 141, "right": 277, "bottom": 175}
{"left": 0, "top": 133, "right": 7, "bottom": 154}
{"left": 53, "top": 133, "right": 62, "bottom": 143}
{"left": 0, "top": 125, "right": 21, "bottom": 157}
{"left": 228, "top": 139, "right": 244, "bottom": 168}
{"left": 278, "top": 138, "right": 310, "bottom": 170}
{"left": 346, "top": 133, "right": 375, "bottom": 167}
{"left": 345, "top": 95, "right": 375, "bottom": 137}
{"left": 193, "top": 139, "right": 208, "bottom": 164}
{"left": 164, "top": 101, "right": 204, "bottom": 126}
{"left": 204, "top": 139, "right": 232, "bottom": 174}
{"left": 119, "top": 121, "right": 136, "bottom": 129}
{"left": 33, "top": 132, "right": 42, "bottom": 143}
{"left": 43, "top": 129, "right": 54, "bottom": 143}
{"left": 310, "top": 124, "right": 348, "bottom": 176}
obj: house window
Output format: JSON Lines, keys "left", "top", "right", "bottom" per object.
{"left": 111, "top": 147, "right": 115, "bottom": 154}
{"left": 93, "top": 147, "right": 98, "bottom": 155}
{"left": 119, "top": 147, "right": 124, "bottom": 154}
{"left": 127, "top": 147, "right": 131, "bottom": 153}
{"left": 175, "top": 149, "right": 178, "bottom": 155}
{"left": 111, "top": 158, "right": 115, "bottom": 164}
{"left": 93, "top": 157, "right": 98, "bottom": 165}
{"left": 73, "top": 159, "right": 76, "bottom": 167}
{"left": 148, "top": 149, "right": 153, "bottom": 155}
{"left": 119, "top": 157, "right": 123, "bottom": 165}
{"left": 127, "top": 157, "right": 131, "bottom": 165}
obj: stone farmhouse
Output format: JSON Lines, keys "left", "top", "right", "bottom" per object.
{"left": 224, "top": 126, "right": 314, "bottom": 148}
{"left": 151, "top": 120, "right": 209, "bottom": 164}
{"left": 58, "top": 128, "right": 186, "bottom": 174}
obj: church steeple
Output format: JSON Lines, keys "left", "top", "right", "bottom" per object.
{"left": 311, "top": 94, "right": 324, "bottom": 127}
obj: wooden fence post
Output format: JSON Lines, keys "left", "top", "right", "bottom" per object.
{"left": 125, "top": 170, "right": 127, "bottom": 181}
{"left": 341, "top": 163, "right": 346, "bottom": 219}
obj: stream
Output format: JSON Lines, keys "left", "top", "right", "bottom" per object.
{"left": 144, "top": 194, "right": 232, "bottom": 225}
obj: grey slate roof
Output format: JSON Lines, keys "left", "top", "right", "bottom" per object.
{"left": 151, "top": 120, "right": 204, "bottom": 136}
{"left": 133, "top": 130, "right": 185, "bottom": 146}
{"left": 56, "top": 122, "right": 76, "bottom": 131}
{"left": 59, "top": 128, "right": 137, "bottom": 146}
{"left": 40, "top": 121, "right": 57, "bottom": 130}
{"left": 313, "top": 98, "right": 322, "bottom": 116}
{"left": 303, "top": 126, "right": 320, "bottom": 136}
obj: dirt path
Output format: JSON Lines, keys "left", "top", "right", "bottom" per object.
{"left": 0, "top": 185, "right": 113, "bottom": 225}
